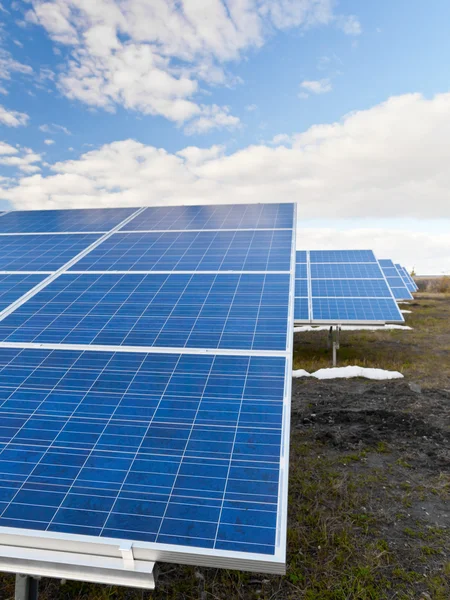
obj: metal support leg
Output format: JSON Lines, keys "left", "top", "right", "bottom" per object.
{"left": 332, "top": 325, "right": 340, "bottom": 367}
{"left": 15, "top": 574, "right": 39, "bottom": 600}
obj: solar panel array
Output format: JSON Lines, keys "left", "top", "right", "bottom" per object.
{"left": 0, "top": 204, "right": 296, "bottom": 574}
{"left": 396, "top": 264, "right": 418, "bottom": 292}
{"left": 295, "top": 250, "right": 404, "bottom": 324}
{"left": 378, "top": 260, "right": 413, "bottom": 300}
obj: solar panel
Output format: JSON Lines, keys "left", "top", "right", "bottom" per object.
{"left": 396, "top": 264, "right": 417, "bottom": 292}
{"left": 0, "top": 202, "right": 296, "bottom": 576}
{"left": 69, "top": 230, "right": 292, "bottom": 272}
{"left": 0, "top": 274, "right": 47, "bottom": 312}
{"left": 0, "top": 273, "right": 290, "bottom": 351}
{"left": 378, "top": 260, "right": 413, "bottom": 300}
{"left": 295, "top": 250, "right": 404, "bottom": 324}
{"left": 0, "top": 234, "right": 100, "bottom": 271}
{"left": 0, "top": 208, "right": 138, "bottom": 234}
{"left": 122, "top": 204, "right": 294, "bottom": 232}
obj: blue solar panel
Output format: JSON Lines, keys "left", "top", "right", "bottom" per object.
{"left": 397, "top": 265, "right": 417, "bottom": 292}
{"left": 310, "top": 263, "right": 383, "bottom": 279}
{"left": 296, "top": 251, "right": 307, "bottom": 263}
{"left": 310, "top": 250, "right": 376, "bottom": 263}
{"left": 312, "top": 279, "right": 392, "bottom": 298}
{"left": 0, "top": 273, "right": 290, "bottom": 351}
{"left": 0, "top": 274, "right": 47, "bottom": 312}
{"left": 295, "top": 250, "right": 403, "bottom": 323}
{"left": 378, "top": 260, "right": 413, "bottom": 300}
{"left": 0, "top": 208, "right": 137, "bottom": 233}
{"left": 70, "top": 230, "right": 292, "bottom": 272}
{"left": 0, "top": 234, "right": 99, "bottom": 271}
{"left": 311, "top": 298, "right": 404, "bottom": 321}
{"left": 0, "top": 347, "right": 285, "bottom": 556}
{"left": 123, "top": 204, "right": 294, "bottom": 231}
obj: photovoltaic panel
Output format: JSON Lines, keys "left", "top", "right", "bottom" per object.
{"left": 295, "top": 250, "right": 403, "bottom": 324}
{"left": 0, "top": 202, "right": 296, "bottom": 575}
{"left": 69, "top": 230, "right": 292, "bottom": 272}
{"left": 122, "top": 204, "right": 294, "bottom": 231}
{"left": 397, "top": 264, "right": 417, "bottom": 292}
{"left": 0, "top": 234, "right": 100, "bottom": 271}
{"left": 0, "top": 208, "right": 137, "bottom": 234}
{"left": 0, "top": 348, "right": 285, "bottom": 556}
{"left": 378, "top": 260, "right": 413, "bottom": 300}
{"left": 0, "top": 273, "right": 290, "bottom": 351}
{"left": 0, "top": 274, "right": 47, "bottom": 312}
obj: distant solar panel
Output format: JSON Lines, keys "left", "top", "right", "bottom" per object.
{"left": 0, "top": 202, "right": 296, "bottom": 576}
{"left": 70, "top": 230, "right": 292, "bottom": 272}
{"left": 378, "top": 260, "right": 413, "bottom": 300}
{"left": 295, "top": 250, "right": 403, "bottom": 324}
{"left": 0, "top": 274, "right": 47, "bottom": 312}
{"left": 0, "top": 234, "right": 99, "bottom": 271}
{"left": 396, "top": 264, "right": 417, "bottom": 292}
{"left": 122, "top": 203, "right": 294, "bottom": 231}
{"left": 0, "top": 208, "right": 137, "bottom": 233}
{"left": 0, "top": 273, "right": 290, "bottom": 350}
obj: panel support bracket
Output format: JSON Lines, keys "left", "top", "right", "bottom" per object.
{"left": 15, "top": 574, "right": 39, "bottom": 600}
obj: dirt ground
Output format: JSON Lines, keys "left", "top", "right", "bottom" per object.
{"left": 0, "top": 293, "right": 449, "bottom": 599}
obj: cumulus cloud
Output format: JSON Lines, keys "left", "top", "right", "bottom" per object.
{"left": 0, "top": 49, "right": 33, "bottom": 92}
{"left": 0, "top": 147, "right": 41, "bottom": 173}
{"left": 44, "top": 139, "right": 55, "bottom": 145}
{"left": 336, "top": 15, "right": 362, "bottom": 36}
{"left": 297, "top": 228, "right": 450, "bottom": 275}
{"left": 0, "top": 103, "right": 29, "bottom": 126}
{"left": 2, "top": 91, "right": 450, "bottom": 220}
{"left": 24, "top": 0, "right": 357, "bottom": 130}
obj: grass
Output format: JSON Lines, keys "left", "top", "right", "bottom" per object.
{"left": 293, "top": 292, "right": 450, "bottom": 387}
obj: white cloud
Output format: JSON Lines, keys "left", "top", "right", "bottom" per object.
{"left": 0, "top": 49, "right": 33, "bottom": 90}
{"left": 39, "top": 123, "right": 71, "bottom": 135}
{"left": 0, "top": 147, "right": 41, "bottom": 173}
{"left": 25, "top": 0, "right": 356, "bottom": 130}
{"left": 0, "top": 142, "right": 18, "bottom": 155}
{"left": 336, "top": 15, "right": 362, "bottom": 36}
{"left": 3, "top": 90, "right": 450, "bottom": 224}
{"left": 0, "top": 103, "right": 29, "bottom": 127}
{"left": 300, "top": 78, "right": 332, "bottom": 95}
{"left": 246, "top": 104, "right": 258, "bottom": 112}
{"left": 184, "top": 105, "right": 240, "bottom": 135}
{"left": 44, "top": 139, "right": 55, "bottom": 145}
{"left": 297, "top": 228, "right": 450, "bottom": 275}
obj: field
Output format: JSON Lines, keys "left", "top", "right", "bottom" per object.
{"left": 1, "top": 293, "right": 449, "bottom": 600}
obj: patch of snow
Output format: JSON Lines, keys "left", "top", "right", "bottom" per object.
{"left": 294, "top": 324, "right": 412, "bottom": 332}
{"left": 401, "top": 310, "right": 412, "bottom": 314}
{"left": 292, "top": 369, "right": 312, "bottom": 378}
{"left": 293, "top": 366, "right": 404, "bottom": 380}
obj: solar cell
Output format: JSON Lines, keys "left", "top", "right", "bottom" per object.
{"left": 122, "top": 204, "right": 294, "bottom": 231}
{"left": 0, "top": 234, "right": 100, "bottom": 271}
{"left": 295, "top": 250, "right": 403, "bottom": 324}
{"left": 69, "top": 230, "right": 292, "bottom": 272}
{"left": 0, "top": 273, "right": 290, "bottom": 351}
{"left": 0, "top": 348, "right": 286, "bottom": 559}
{"left": 0, "top": 274, "right": 47, "bottom": 312}
{"left": 396, "top": 264, "right": 417, "bottom": 292}
{"left": 0, "top": 208, "right": 137, "bottom": 234}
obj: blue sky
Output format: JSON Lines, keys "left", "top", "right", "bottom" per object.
{"left": 0, "top": 0, "right": 449, "bottom": 273}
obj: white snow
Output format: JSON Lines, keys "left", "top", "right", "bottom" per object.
{"left": 401, "top": 310, "right": 412, "bottom": 314}
{"left": 294, "top": 324, "right": 412, "bottom": 332}
{"left": 293, "top": 366, "right": 404, "bottom": 380}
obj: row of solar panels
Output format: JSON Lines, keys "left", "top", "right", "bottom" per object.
{"left": 294, "top": 250, "right": 416, "bottom": 324}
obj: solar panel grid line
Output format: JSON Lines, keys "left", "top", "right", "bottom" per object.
{"left": 0, "top": 232, "right": 107, "bottom": 236}
{"left": 117, "top": 228, "right": 293, "bottom": 233}
{"left": 68, "top": 271, "right": 290, "bottom": 275}
{"left": 0, "top": 207, "right": 146, "bottom": 324}
{"left": 0, "top": 341, "right": 287, "bottom": 357}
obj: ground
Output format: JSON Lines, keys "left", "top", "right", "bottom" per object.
{"left": 1, "top": 293, "right": 449, "bottom": 599}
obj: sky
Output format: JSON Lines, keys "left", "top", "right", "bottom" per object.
{"left": 0, "top": 0, "right": 449, "bottom": 274}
